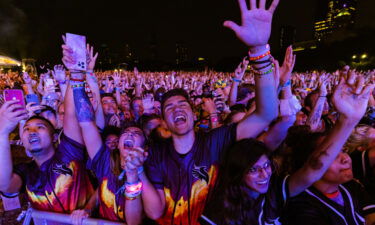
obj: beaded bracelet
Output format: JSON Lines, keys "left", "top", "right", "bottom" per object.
{"left": 125, "top": 195, "right": 141, "bottom": 201}
{"left": 248, "top": 58, "right": 272, "bottom": 65}
{"left": 71, "top": 83, "right": 85, "bottom": 88}
{"left": 253, "top": 64, "right": 274, "bottom": 76}
{"left": 252, "top": 61, "right": 273, "bottom": 71}
{"left": 249, "top": 51, "right": 271, "bottom": 61}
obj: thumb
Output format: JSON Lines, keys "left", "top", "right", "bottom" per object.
{"left": 223, "top": 20, "right": 241, "bottom": 34}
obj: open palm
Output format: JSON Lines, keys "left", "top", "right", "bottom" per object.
{"left": 333, "top": 73, "right": 374, "bottom": 121}
{"left": 224, "top": 0, "right": 279, "bottom": 47}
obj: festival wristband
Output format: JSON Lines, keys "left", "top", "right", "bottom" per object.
{"left": 232, "top": 78, "right": 241, "bottom": 83}
{"left": 58, "top": 80, "right": 67, "bottom": 85}
{"left": 249, "top": 51, "right": 271, "bottom": 61}
{"left": 281, "top": 80, "right": 291, "bottom": 88}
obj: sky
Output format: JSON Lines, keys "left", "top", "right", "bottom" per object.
{"left": 0, "top": 0, "right": 330, "bottom": 64}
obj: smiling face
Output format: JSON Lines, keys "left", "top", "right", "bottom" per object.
{"left": 163, "top": 95, "right": 194, "bottom": 136}
{"left": 102, "top": 96, "right": 118, "bottom": 115}
{"left": 118, "top": 127, "right": 145, "bottom": 157}
{"left": 21, "top": 118, "right": 55, "bottom": 157}
{"left": 244, "top": 155, "right": 272, "bottom": 194}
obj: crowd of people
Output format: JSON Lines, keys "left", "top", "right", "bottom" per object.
{"left": 1, "top": 0, "right": 375, "bottom": 224}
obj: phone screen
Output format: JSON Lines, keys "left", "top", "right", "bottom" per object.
{"left": 66, "top": 33, "right": 87, "bottom": 71}
{"left": 4, "top": 89, "right": 26, "bottom": 109}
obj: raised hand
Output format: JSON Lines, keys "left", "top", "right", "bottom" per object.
{"left": 86, "top": 44, "right": 98, "bottom": 71}
{"left": 113, "top": 72, "right": 121, "bottom": 87}
{"left": 26, "top": 102, "right": 45, "bottom": 117}
{"left": 224, "top": 0, "right": 280, "bottom": 47}
{"left": 51, "top": 65, "right": 66, "bottom": 82}
{"left": 202, "top": 98, "right": 217, "bottom": 114}
{"left": 280, "top": 46, "right": 296, "bottom": 85}
{"left": 333, "top": 70, "right": 374, "bottom": 121}
{"left": 0, "top": 100, "right": 28, "bottom": 135}
{"left": 234, "top": 57, "right": 249, "bottom": 80}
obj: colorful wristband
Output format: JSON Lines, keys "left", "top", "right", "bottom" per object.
{"left": 232, "top": 78, "right": 241, "bottom": 83}
{"left": 249, "top": 51, "right": 271, "bottom": 61}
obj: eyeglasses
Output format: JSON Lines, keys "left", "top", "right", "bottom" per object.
{"left": 248, "top": 161, "right": 271, "bottom": 175}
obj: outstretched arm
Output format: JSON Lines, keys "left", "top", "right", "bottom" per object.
{"left": 288, "top": 71, "right": 374, "bottom": 197}
{"left": 225, "top": 0, "right": 280, "bottom": 140}
{"left": 0, "top": 101, "right": 27, "bottom": 193}
{"left": 62, "top": 41, "right": 102, "bottom": 159}
{"left": 229, "top": 58, "right": 248, "bottom": 106}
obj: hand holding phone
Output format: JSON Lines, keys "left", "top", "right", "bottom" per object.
{"left": 64, "top": 33, "right": 87, "bottom": 71}
{"left": 3, "top": 89, "right": 26, "bottom": 110}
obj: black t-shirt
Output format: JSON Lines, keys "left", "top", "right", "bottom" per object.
{"left": 283, "top": 180, "right": 375, "bottom": 225}
{"left": 351, "top": 150, "right": 375, "bottom": 199}
{"left": 145, "top": 124, "right": 237, "bottom": 225}
{"left": 200, "top": 174, "right": 290, "bottom": 225}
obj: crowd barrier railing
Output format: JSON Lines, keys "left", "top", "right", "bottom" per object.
{"left": 22, "top": 208, "right": 125, "bottom": 225}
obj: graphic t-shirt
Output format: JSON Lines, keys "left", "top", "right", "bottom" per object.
{"left": 145, "top": 124, "right": 237, "bottom": 225}
{"left": 88, "top": 145, "right": 127, "bottom": 222}
{"left": 13, "top": 133, "right": 94, "bottom": 213}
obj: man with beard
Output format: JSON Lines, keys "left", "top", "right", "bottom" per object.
{"left": 0, "top": 90, "right": 94, "bottom": 214}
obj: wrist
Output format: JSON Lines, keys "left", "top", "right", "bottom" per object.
{"left": 249, "top": 44, "right": 268, "bottom": 55}
{"left": 337, "top": 114, "right": 360, "bottom": 127}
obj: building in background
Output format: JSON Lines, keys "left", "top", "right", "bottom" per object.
{"left": 280, "top": 25, "right": 296, "bottom": 50}
{"left": 314, "top": 0, "right": 357, "bottom": 40}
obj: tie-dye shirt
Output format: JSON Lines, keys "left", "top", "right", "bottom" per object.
{"left": 145, "top": 124, "right": 237, "bottom": 225}
{"left": 13, "top": 133, "right": 94, "bottom": 213}
{"left": 88, "top": 145, "right": 127, "bottom": 222}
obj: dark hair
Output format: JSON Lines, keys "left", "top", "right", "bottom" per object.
{"left": 101, "top": 93, "right": 115, "bottom": 101}
{"left": 139, "top": 114, "right": 161, "bottom": 131}
{"left": 285, "top": 125, "right": 327, "bottom": 173}
{"left": 304, "top": 90, "right": 319, "bottom": 111}
{"left": 102, "top": 126, "right": 121, "bottom": 140}
{"left": 205, "top": 139, "right": 272, "bottom": 224}
{"left": 39, "top": 105, "right": 57, "bottom": 117}
{"left": 161, "top": 88, "right": 191, "bottom": 115}
{"left": 154, "top": 87, "right": 166, "bottom": 102}
{"left": 26, "top": 115, "right": 55, "bottom": 134}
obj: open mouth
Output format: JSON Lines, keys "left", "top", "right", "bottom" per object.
{"left": 124, "top": 140, "right": 134, "bottom": 148}
{"left": 256, "top": 179, "right": 269, "bottom": 185}
{"left": 29, "top": 137, "right": 40, "bottom": 144}
{"left": 29, "top": 148, "right": 43, "bottom": 154}
{"left": 173, "top": 114, "right": 187, "bottom": 124}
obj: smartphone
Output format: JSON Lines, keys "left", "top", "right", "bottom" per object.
{"left": 4, "top": 89, "right": 26, "bottom": 110}
{"left": 44, "top": 78, "right": 55, "bottom": 92}
{"left": 26, "top": 94, "right": 40, "bottom": 105}
{"left": 65, "top": 33, "right": 86, "bottom": 71}
{"left": 26, "top": 94, "right": 41, "bottom": 114}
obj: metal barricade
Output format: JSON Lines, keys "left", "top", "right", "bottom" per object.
{"left": 23, "top": 208, "right": 125, "bottom": 225}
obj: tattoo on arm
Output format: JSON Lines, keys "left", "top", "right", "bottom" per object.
{"left": 307, "top": 143, "right": 332, "bottom": 170}
{"left": 73, "top": 87, "right": 95, "bottom": 122}
{"left": 310, "top": 103, "right": 324, "bottom": 125}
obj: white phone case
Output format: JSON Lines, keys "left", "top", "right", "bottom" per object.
{"left": 66, "top": 33, "right": 87, "bottom": 71}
